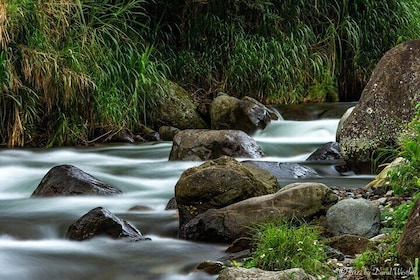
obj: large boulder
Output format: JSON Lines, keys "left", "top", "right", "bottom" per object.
{"left": 397, "top": 197, "right": 420, "bottom": 268}
{"left": 156, "top": 82, "right": 207, "bottom": 129}
{"left": 66, "top": 207, "right": 150, "bottom": 241}
{"left": 217, "top": 267, "right": 313, "bottom": 280}
{"left": 169, "top": 129, "right": 264, "bottom": 161}
{"left": 326, "top": 198, "right": 381, "bottom": 238}
{"left": 210, "top": 94, "right": 279, "bottom": 135}
{"left": 31, "top": 165, "right": 122, "bottom": 197}
{"left": 183, "top": 182, "right": 338, "bottom": 242}
{"left": 175, "top": 156, "right": 280, "bottom": 238}
{"left": 338, "top": 40, "right": 420, "bottom": 174}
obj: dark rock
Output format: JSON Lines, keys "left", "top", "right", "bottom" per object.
{"left": 338, "top": 40, "right": 420, "bottom": 174}
{"left": 225, "top": 237, "right": 253, "bottom": 253}
{"left": 66, "top": 207, "right": 150, "bottom": 241}
{"left": 324, "top": 234, "right": 370, "bottom": 256}
{"left": 306, "top": 142, "right": 343, "bottom": 161}
{"left": 196, "top": 261, "right": 225, "bottom": 275}
{"left": 243, "top": 161, "right": 321, "bottom": 179}
{"left": 158, "top": 126, "right": 180, "bottom": 141}
{"left": 326, "top": 198, "right": 381, "bottom": 238}
{"left": 165, "top": 197, "right": 177, "bottom": 210}
{"left": 210, "top": 94, "right": 279, "bottom": 135}
{"left": 175, "top": 156, "right": 280, "bottom": 238}
{"left": 323, "top": 245, "right": 345, "bottom": 261}
{"left": 397, "top": 197, "right": 420, "bottom": 268}
{"left": 184, "top": 182, "right": 337, "bottom": 242}
{"left": 169, "top": 129, "right": 264, "bottom": 161}
{"left": 31, "top": 165, "right": 122, "bottom": 197}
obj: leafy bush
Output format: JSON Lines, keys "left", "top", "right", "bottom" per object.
{"left": 244, "top": 219, "right": 333, "bottom": 277}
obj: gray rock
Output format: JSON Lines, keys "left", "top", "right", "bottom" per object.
{"left": 184, "top": 182, "right": 337, "bottom": 242}
{"left": 66, "top": 207, "right": 150, "bottom": 241}
{"left": 210, "top": 94, "right": 279, "bottom": 135}
{"left": 338, "top": 40, "right": 420, "bottom": 173}
{"left": 31, "top": 165, "right": 122, "bottom": 197}
{"left": 326, "top": 198, "right": 381, "bottom": 238}
{"left": 217, "top": 267, "right": 314, "bottom": 280}
{"left": 169, "top": 129, "right": 264, "bottom": 161}
{"left": 175, "top": 156, "right": 280, "bottom": 238}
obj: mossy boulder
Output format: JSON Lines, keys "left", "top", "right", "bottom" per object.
{"left": 175, "top": 156, "right": 281, "bottom": 238}
{"left": 156, "top": 82, "right": 207, "bottom": 129}
{"left": 338, "top": 40, "right": 420, "bottom": 174}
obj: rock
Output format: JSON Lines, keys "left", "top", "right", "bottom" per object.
{"left": 397, "top": 197, "right": 420, "bottom": 268}
{"left": 184, "top": 182, "right": 337, "bottom": 242}
{"left": 165, "top": 197, "right": 177, "bottom": 210}
{"left": 326, "top": 198, "right": 381, "bottom": 238}
{"left": 31, "top": 165, "right": 122, "bottom": 197}
{"left": 156, "top": 81, "right": 208, "bottom": 129}
{"left": 323, "top": 234, "right": 370, "bottom": 256}
{"left": 196, "top": 260, "right": 225, "bottom": 275}
{"left": 158, "top": 126, "right": 180, "bottom": 141}
{"left": 243, "top": 161, "right": 320, "bottom": 179}
{"left": 336, "top": 106, "right": 354, "bottom": 142}
{"left": 306, "top": 142, "right": 343, "bottom": 161}
{"left": 217, "top": 267, "right": 314, "bottom": 280}
{"left": 210, "top": 94, "right": 278, "bottom": 135}
{"left": 338, "top": 40, "right": 420, "bottom": 174}
{"left": 225, "top": 237, "right": 253, "bottom": 253}
{"left": 175, "top": 156, "right": 280, "bottom": 238}
{"left": 66, "top": 207, "right": 150, "bottom": 241}
{"left": 169, "top": 129, "right": 264, "bottom": 161}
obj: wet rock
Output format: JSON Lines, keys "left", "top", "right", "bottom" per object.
{"left": 175, "top": 156, "right": 280, "bottom": 238}
{"left": 225, "top": 237, "right": 253, "bottom": 253}
{"left": 217, "top": 267, "right": 314, "bottom": 280}
{"left": 184, "top": 182, "right": 337, "bottom": 242}
{"left": 338, "top": 40, "right": 420, "bottom": 174}
{"left": 66, "top": 207, "right": 150, "bottom": 241}
{"left": 306, "top": 142, "right": 343, "bottom": 161}
{"left": 324, "top": 234, "right": 370, "bottom": 256}
{"left": 156, "top": 81, "right": 208, "bottom": 129}
{"left": 243, "top": 161, "right": 320, "bottom": 179}
{"left": 196, "top": 260, "right": 225, "bottom": 275}
{"left": 169, "top": 129, "right": 264, "bottom": 161}
{"left": 210, "top": 94, "right": 279, "bottom": 135}
{"left": 326, "top": 198, "right": 381, "bottom": 238}
{"left": 397, "top": 197, "right": 420, "bottom": 268}
{"left": 165, "top": 197, "right": 177, "bottom": 210}
{"left": 31, "top": 165, "right": 122, "bottom": 197}
{"left": 158, "top": 126, "right": 180, "bottom": 141}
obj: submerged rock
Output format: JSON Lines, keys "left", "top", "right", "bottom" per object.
{"left": 31, "top": 165, "right": 122, "bottom": 197}
{"left": 243, "top": 161, "right": 321, "bottom": 179}
{"left": 67, "top": 207, "right": 150, "bottom": 241}
{"left": 169, "top": 129, "right": 264, "bottom": 161}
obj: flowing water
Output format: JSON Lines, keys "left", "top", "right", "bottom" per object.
{"left": 0, "top": 103, "right": 373, "bottom": 280}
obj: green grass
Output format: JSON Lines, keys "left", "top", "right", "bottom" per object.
{"left": 243, "top": 219, "right": 333, "bottom": 277}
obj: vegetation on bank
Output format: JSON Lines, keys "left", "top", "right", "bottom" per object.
{"left": 240, "top": 104, "right": 419, "bottom": 278}
{"left": 1, "top": 0, "right": 420, "bottom": 147}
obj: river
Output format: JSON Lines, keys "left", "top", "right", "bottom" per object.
{"left": 0, "top": 103, "right": 373, "bottom": 280}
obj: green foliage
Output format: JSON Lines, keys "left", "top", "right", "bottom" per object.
{"left": 0, "top": 0, "right": 167, "bottom": 147}
{"left": 388, "top": 103, "right": 420, "bottom": 196}
{"left": 148, "top": 0, "right": 420, "bottom": 103}
{"left": 353, "top": 231, "right": 401, "bottom": 273}
{"left": 244, "top": 219, "right": 333, "bottom": 277}
{"left": 382, "top": 196, "right": 419, "bottom": 231}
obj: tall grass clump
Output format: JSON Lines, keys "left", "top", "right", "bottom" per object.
{"left": 147, "top": 0, "right": 420, "bottom": 103}
{"left": 0, "top": 0, "right": 167, "bottom": 147}
{"left": 244, "top": 219, "right": 333, "bottom": 277}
